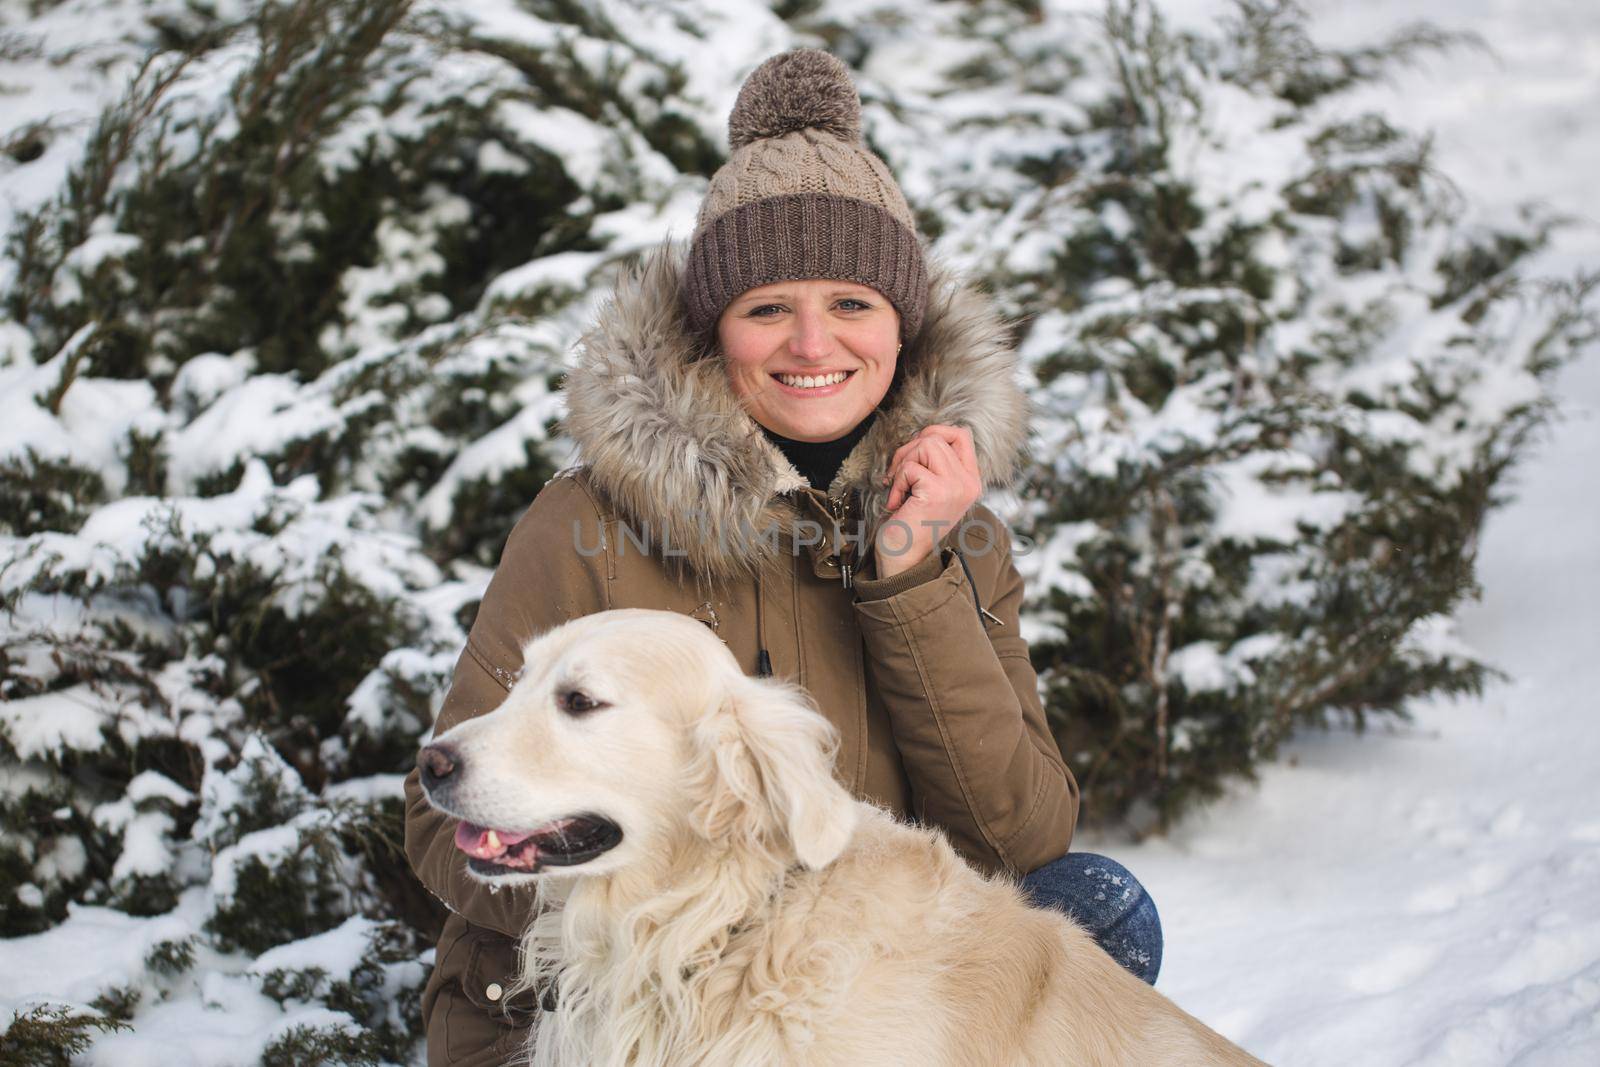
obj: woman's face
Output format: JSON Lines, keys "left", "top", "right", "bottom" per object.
{"left": 717, "top": 279, "right": 900, "bottom": 443}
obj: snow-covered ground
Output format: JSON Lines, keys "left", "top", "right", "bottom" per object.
{"left": 1093, "top": 2, "right": 1600, "bottom": 1062}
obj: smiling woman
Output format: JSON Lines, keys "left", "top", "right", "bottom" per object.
{"left": 403, "top": 48, "right": 1161, "bottom": 1067}
{"left": 718, "top": 279, "right": 902, "bottom": 443}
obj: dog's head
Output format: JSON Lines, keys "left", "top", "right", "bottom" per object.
{"left": 418, "top": 609, "right": 858, "bottom": 886}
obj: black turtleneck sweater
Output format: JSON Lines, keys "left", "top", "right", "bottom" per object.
{"left": 761, "top": 411, "right": 877, "bottom": 494}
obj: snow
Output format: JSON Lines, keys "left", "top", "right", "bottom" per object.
{"left": 0, "top": 685, "right": 111, "bottom": 759}
{"left": 208, "top": 824, "right": 304, "bottom": 904}
{"left": 498, "top": 101, "right": 612, "bottom": 190}
{"left": 481, "top": 250, "right": 607, "bottom": 308}
{"left": 81, "top": 1004, "right": 358, "bottom": 1067}
{"left": 1177, "top": 80, "right": 1303, "bottom": 236}
{"left": 1209, "top": 450, "right": 1360, "bottom": 544}
{"left": 106, "top": 811, "right": 178, "bottom": 882}
{"left": 0, "top": 905, "right": 196, "bottom": 1010}
{"left": 33, "top": 836, "right": 89, "bottom": 885}
{"left": 0, "top": 324, "right": 151, "bottom": 482}
{"left": 322, "top": 773, "right": 408, "bottom": 804}
{"left": 1165, "top": 640, "right": 1254, "bottom": 694}
{"left": 163, "top": 377, "right": 343, "bottom": 493}
{"left": 174, "top": 353, "right": 249, "bottom": 413}
{"left": 193, "top": 734, "right": 308, "bottom": 850}
{"left": 247, "top": 916, "right": 381, "bottom": 984}
{"left": 417, "top": 396, "right": 559, "bottom": 530}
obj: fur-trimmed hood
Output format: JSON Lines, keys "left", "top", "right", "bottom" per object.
{"left": 561, "top": 243, "right": 1028, "bottom": 580}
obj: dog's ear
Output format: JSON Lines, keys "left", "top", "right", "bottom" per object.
{"left": 688, "top": 672, "right": 858, "bottom": 870}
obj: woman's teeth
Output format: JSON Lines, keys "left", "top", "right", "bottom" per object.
{"left": 776, "top": 371, "right": 850, "bottom": 389}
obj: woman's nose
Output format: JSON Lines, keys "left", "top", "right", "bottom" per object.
{"left": 787, "top": 305, "right": 832, "bottom": 361}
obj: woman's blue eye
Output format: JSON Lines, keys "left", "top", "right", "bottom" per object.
{"left": 745, "top": 299, "right": 870, "bottom": 316}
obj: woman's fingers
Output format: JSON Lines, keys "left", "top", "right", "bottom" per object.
{"left": 887, "top": 440, "right": 945, "bottom": 509}
{"left": 884, "top": 424, "right": 978, "bottom": 487}
{"left": 885, "top": 452, "right": 923, "bottom": 510}
{"left": 944, "top": 425, "right": 979, "bottom": 476}
{"left": 890, "top": 437, "right": 966, "bottom": 500}
{"left": 886, "top": 441, "right": 948, "bottom": 510}
{"left": 920, "top": 435, "right": 960, "bottom": 479}
{"left": 884, "top": 432, "right": 927, "bottom": 480}
{"left": 885, "top": 458, "right": 932, "bottom": 515}
{"left": 884, "top": 426, "right": 941, "bottom": 481}
{"left": 884, "top": 425, "right": 957, "bottom": 475}
{"left": 927, "top": 435, "right": 982, "bottom": 499}
{"left": 885, "top": 436, "right": 975, "bottom": 513}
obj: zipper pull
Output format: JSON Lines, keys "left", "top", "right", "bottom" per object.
{"left": 827, "top": 492, "right": 856, "bottom": 589}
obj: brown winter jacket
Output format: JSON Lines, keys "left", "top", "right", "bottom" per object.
{"left": 402, "top": 246, "right": 1079, "bottom": 1065}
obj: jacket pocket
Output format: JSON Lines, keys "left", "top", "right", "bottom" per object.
{"left": 435, "top": 924, "right": 540, "bottom": 1062}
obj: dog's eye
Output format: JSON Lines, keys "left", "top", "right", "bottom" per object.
{"left": 559, "top": 689, "right": 606, "bottom": 716}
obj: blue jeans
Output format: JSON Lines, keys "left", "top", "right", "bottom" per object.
{"left": 1019, "top": 853, "right": 1163, "bottom": 985}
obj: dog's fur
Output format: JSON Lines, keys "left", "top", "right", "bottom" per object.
{"left": 421, "top": 609, "right": 1267, "bottom": 1067}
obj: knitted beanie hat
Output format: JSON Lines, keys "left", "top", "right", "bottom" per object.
{"left": 681, "top": 49, "right": 929, "bottom": 344}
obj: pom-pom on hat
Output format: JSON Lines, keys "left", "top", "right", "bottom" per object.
{"left": 727, "top": 47, "right": 862, "bottom": 148}
{"left": 682, "top": 49, "right": 929, "bottom": 344}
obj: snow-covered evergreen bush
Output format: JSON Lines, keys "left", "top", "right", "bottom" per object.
{"left": 1, "top": 0, "right": 1591, "bottom": 1057}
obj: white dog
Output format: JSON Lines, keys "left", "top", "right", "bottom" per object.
{"left": 418, "top": 608, "right": 1267, "bottom": 1067}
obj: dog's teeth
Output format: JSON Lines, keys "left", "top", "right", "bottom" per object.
{"left": 486, "top": 829, "right": 502, "bottom": 851}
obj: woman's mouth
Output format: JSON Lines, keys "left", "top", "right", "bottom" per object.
{"left": 772, "top": 369, "right": 854, "bottom": 394}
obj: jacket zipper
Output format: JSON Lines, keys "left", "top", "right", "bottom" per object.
{"left": 826, "top": 493, "right": 855, "bottom": 588}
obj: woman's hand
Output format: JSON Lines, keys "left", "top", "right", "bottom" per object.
{"left": 875, "top": 424, "right": 983, "bottom": 579}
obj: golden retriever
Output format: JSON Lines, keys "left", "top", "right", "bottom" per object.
{"left": 418, "top": 608, "right": 1267, "bottom": 1067}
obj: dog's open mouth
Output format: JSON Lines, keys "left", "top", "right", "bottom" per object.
{"left": 454, "top": 814, "right": 623, "bottom": 875}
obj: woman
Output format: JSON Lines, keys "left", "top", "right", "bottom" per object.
{"left": 403, "top": 49, "right": 1161, "bottom": 1066}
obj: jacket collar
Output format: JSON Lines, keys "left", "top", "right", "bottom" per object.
{"left": 561, "top": 242, "right": 1028, "bottom": 581}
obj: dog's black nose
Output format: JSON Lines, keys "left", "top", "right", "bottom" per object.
{"left": 418, "top": 743, "right": 459, "bottom": 789}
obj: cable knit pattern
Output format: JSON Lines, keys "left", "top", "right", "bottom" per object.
{"left": 696, "top": 131, "right": 916, "bottom": 234}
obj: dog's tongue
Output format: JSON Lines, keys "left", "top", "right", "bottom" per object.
{"left": 454, "top": 822, "right": 535, "bottom": 860}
